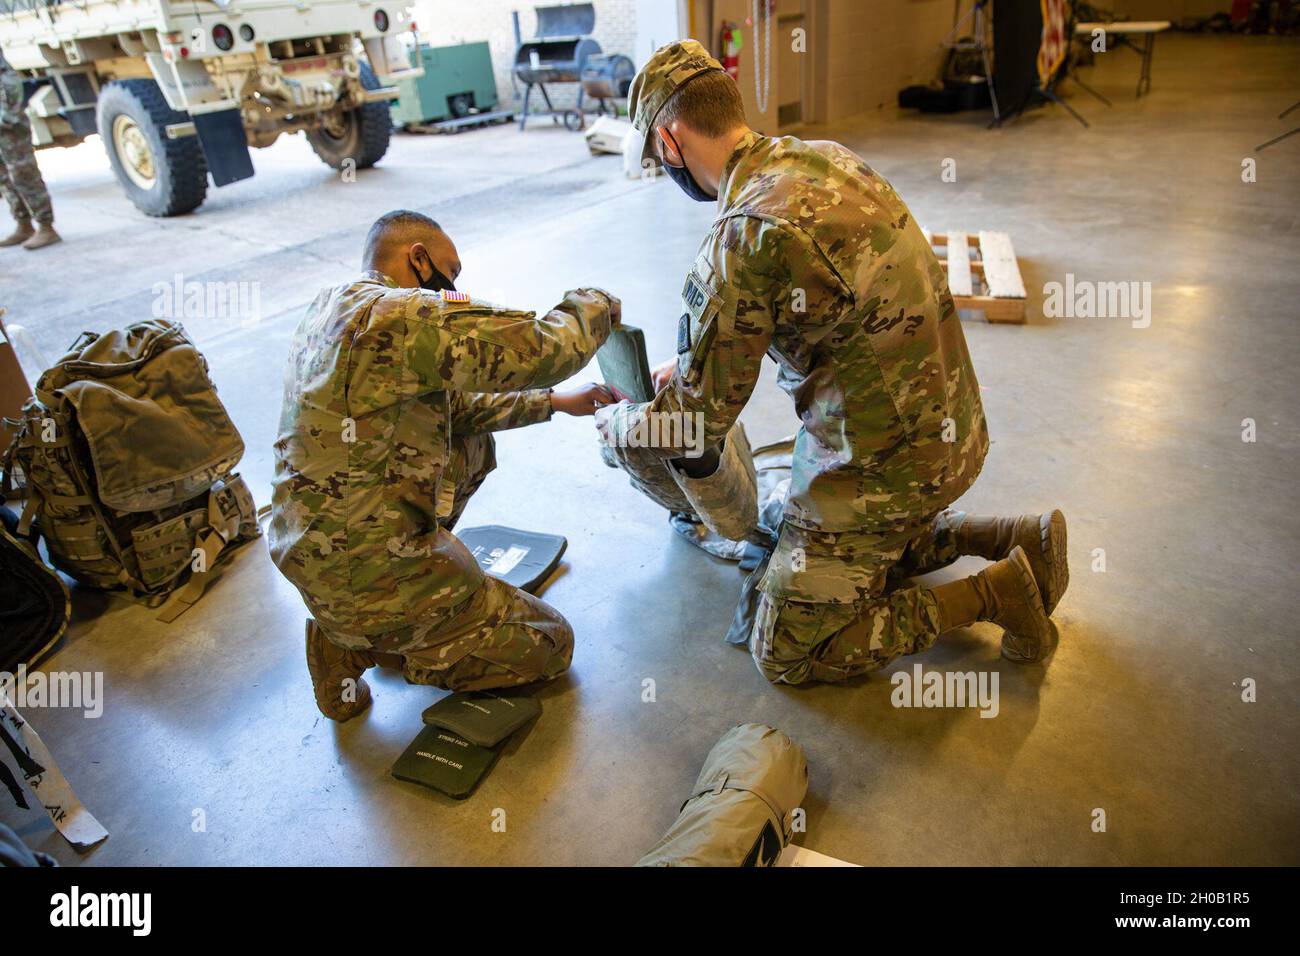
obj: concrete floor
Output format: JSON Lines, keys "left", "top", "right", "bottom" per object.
{"left": 1, "top": 34, "right": 1297, "bottom": 866}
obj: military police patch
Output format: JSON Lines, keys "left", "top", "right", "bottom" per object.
{"left": 681, "top": 270, "right": 712, "bottom": 324}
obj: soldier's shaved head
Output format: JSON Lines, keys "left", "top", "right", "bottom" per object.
{"left": 363, "top": 210, "right": 441, "bottom": 260}
{"left": 364, "top": 209, "right": 461, "bottom": 290}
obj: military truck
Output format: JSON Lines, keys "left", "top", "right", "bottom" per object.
{"left": 0, "top": 0, "right": 422, "bottom": 216}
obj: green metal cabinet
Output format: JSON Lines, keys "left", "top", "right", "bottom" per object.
{"left": 390, "top": 41, "right": 499, "bottom": 127}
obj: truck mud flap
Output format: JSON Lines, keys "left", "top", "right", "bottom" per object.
{"left": 192, "top": 110, "right": 254, "bottom": 187}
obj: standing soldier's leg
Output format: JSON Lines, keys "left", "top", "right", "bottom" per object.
{"left": 0, "top": 119, "right": 59, "bottom": 249}
{"left": 0, "top": 149, "right": 34, "bottom": 246}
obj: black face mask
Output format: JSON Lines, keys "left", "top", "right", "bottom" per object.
{"left": 660, "top": 129, "right": 716, "bottom": 203}
{"left": 414, "top": 256, "right": 456, "bottom": 293}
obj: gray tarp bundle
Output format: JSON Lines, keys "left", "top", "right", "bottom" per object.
{"left": 637, "top": 723, "right": 808, "bottom": 867}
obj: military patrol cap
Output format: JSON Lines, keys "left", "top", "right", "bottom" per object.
{"left": 628, "top": 39, "right": 726, "bottom": 167}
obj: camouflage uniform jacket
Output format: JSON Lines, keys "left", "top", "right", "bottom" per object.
{"left": 1, "top": 50, "right": 24, "bottom": 126}
{"left": 270, "top": 272, "right": 614, "bottom": 637}
{"left": 606, "top": 133, "right": 988, "bottom": 533}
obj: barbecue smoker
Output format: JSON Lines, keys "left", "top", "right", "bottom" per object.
{"left": 582, "top": 53, "right": 635, "bottom": 116}
{"left": 512, "top": 3, "right": 601, "bottom": 131}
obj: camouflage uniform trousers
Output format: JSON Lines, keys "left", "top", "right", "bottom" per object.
{"left": 319, "top": 431, "right": 574, "bottom": 691}
{"left": 0, "top": 118, "right": 53, "bottom": 226}
{"left": 750, "top": 510, "right": 977, "bottom": 685}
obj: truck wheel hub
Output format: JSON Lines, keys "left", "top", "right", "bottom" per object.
{"left": 320, "top": 112, "right": 351, "bottom": 141}
{"left": 113, "top": 115, "right": 157, "bottom": 188}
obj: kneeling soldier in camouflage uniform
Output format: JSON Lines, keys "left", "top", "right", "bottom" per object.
{"left": 598, "top": 42, "right": 1069, "bottom": 686}
{"left": 0, "top": 47, "right": 60, "bottom": 250}
{"left": 270, "top": 211, "right": 618, "bottom": 720}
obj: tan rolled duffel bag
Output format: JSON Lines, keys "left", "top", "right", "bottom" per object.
{"left": 637, "top": 723, "right": 809, "bottom": 867}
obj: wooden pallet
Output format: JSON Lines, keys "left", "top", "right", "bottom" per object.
{"left": 923, "top": 229, "right": 1027, "bottom": 324}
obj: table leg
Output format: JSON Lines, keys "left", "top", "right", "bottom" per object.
{"left": 1137, "top": 35, "right": 1156, "bottom": 98}
{"left": 1073, "top": 70, "right": 1113, "bottom": 106}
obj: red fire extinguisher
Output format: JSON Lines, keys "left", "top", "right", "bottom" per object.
{"left": 719, "top": 21, "right": 742, "bottom": 81}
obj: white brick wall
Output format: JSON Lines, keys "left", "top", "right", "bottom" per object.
{"left": 413, "top": 1, "right": 639, "bottom": 112}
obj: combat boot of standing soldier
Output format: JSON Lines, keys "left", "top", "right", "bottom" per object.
{"left": 0, "top": 47, "right": 60, "bottom": 250}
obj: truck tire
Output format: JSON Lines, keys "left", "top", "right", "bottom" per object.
{"left": 96, "top": 79, "right": 208, "bottom": 217}
{"left": 306, "top": 61, "right": 391, "bottom": 170}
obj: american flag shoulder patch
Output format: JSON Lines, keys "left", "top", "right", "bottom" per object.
{"left": 440, "top": 290, "right": 470, "bottom": 302}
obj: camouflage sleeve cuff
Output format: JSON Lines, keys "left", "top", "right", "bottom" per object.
{"left": 450, "top": 390, "right": 554, "bottom": 434}
{"left": 490, "top": 388, "right": 553, "bottom": 429}
{"left": 528, "top": 388, "right": 555, "bottom": 425}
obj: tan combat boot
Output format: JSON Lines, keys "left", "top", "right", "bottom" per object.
{"left": 22, "top": 223, "right": 62, "bottom": 250}
{"left": 930, "top": 546, "right": 1058, "bottom": 662}
{"left": 305, "top": 619, "right": 374, "bottom": 721}
{"left": 953, "top": 509, "right": 1068, "bottom": 614}
{"left": 1, "top": 220, "right": 34, "bottom": 247}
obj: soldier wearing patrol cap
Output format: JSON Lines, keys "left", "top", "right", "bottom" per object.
{"left": 596, "top": 40, "right": 1070, "bottom": 685}
{"left": 270, "top": 210, "right": 618, "bottom": 720}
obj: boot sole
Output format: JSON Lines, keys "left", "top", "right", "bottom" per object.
{"left": 1000, "top": 546, "right": 1058, "bottom": 663}
{"left": 1039, "top": 509, "right": 1069, "bottom": 615}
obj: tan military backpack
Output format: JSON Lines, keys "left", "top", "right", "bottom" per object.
{"left": 1, "top": 320, "right": 259, "bottom": 620}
